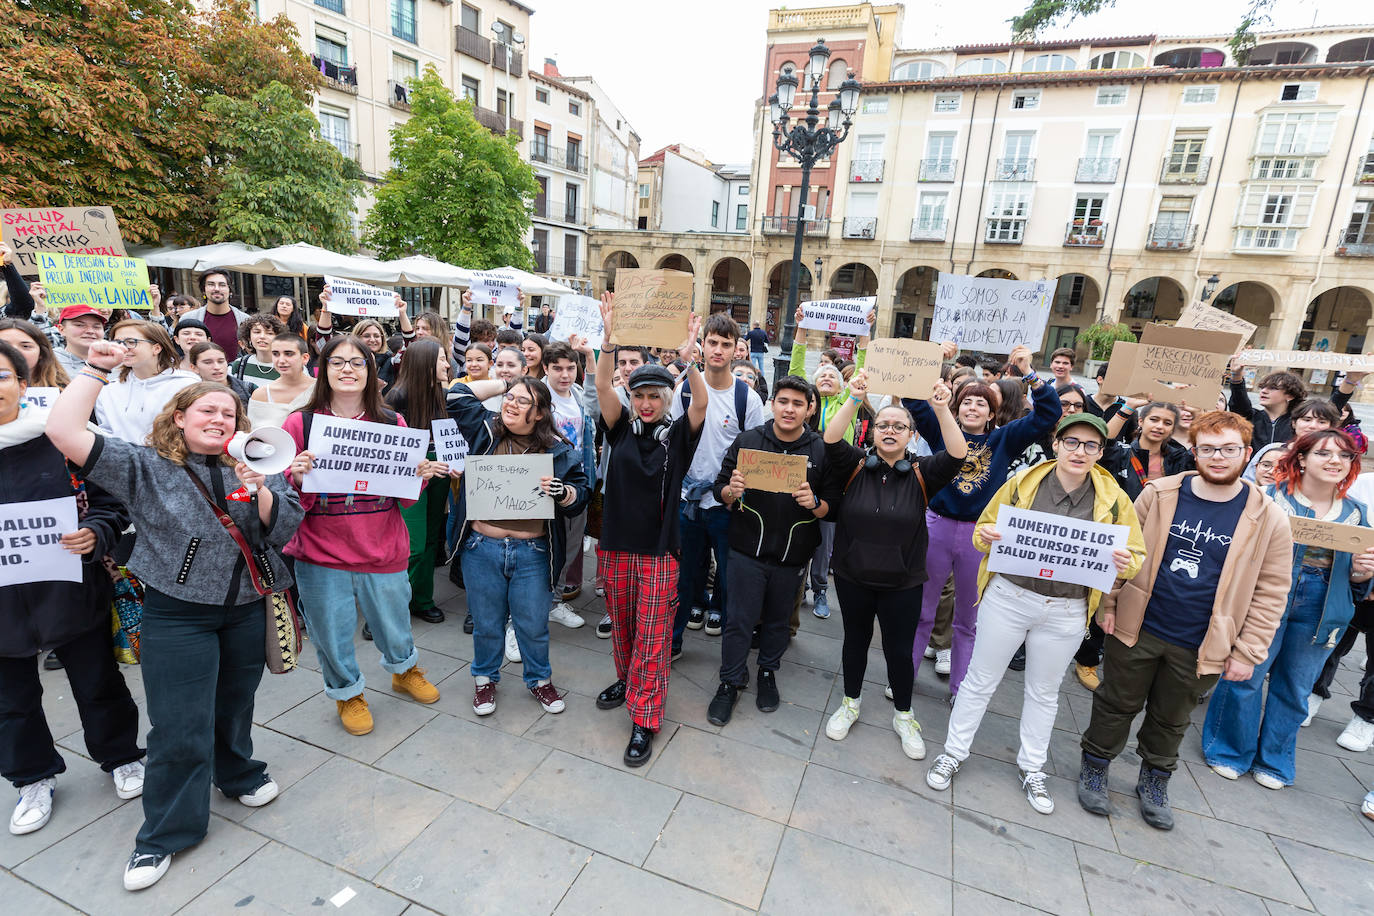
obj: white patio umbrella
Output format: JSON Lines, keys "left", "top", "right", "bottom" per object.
{"left": 211, "top": 242, "right": 402, "bottom": 284}
{"left": 482, "top": 267, "right": 576, "bottom": 298}
{"left": 136, "top": 241, "right": 264, "bottom": 272}
{"left": 381, "top": 255, "right": 474, "bottom": 287}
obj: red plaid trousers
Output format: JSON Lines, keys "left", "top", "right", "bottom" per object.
{"left": 598, "top": 548, "right": 679, "bottom": 731}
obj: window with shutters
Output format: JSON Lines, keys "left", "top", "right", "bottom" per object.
{"left": 1255, "top": 111, "right": 1338, "bottom": 156}
{"left": 1279, "top": 83, "right": 1319, "bottom": 102}
{"left": 1234, "top": 183, "right": 1317, "bottom": 250}
{"left": 985, "top": 188, "right": 1031, "bottom": 242}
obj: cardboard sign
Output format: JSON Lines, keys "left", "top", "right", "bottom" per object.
{"left": 1237, "top": 349, "right": 1374, "bottom": 373}
{"left": 324, "top": 276, "right": 397, "bottom": 317}
{"left": 737, "top": 448, "right": 808, "bottom": 494}
{"left": 1, "top": 206, "right": 127, "bottom": 276}
{"left": 303, "top": 415, "right": 429, "bottom": 500}
{"left": 23, "top": 387, "right": 59, "bottom": 411}
{"left": 469, "top": 271, "right": 520, "bottom": 311}
{"left": 864, "top": 339, "right": 945, "bottom": 399}
{"left": 799, "top": 297, "right": 875, "bottom": 337}
{"left": 465, "top": 454, "right": 555, "bottom": 520}
{"left": 430, "top": 418, "right": 469, "bottom": 473}
{"left": 0, "top": 496, "right": 83, "bottom": 587}
{"left": 1100, "top": 324, "right": 1237, "bottom": 406}
{"left": 608, "top": 269, "right": 693, "bottom": 350}
{"left": 38, "top": 253, "right": 150, "bottom": 310}
{"left": 930, "top": 273, "right": 1051, "bottom": 354}
{"left": 986, "top": 504, "right": 1129, "bottom": 593}
{"left": 1287, "top": 516, "right": 1374, "bottom": 554}
{"left": 1176, "top": 302, "right": 1256, "bottom": 350}
{"left": 547, "top": 294, "right": 604, "bottom": 350}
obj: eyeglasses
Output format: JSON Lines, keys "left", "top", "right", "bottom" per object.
{"left": 1057, "top": 436, "right": 1103, "bottom": 456}
{"left": 504, "top": 392, "right": 534, "bottom": 408}
{"left": 1256, "top": 460, "right": 1279, "bottom": 472}
{"left": 0, "top": 370, "right": 15, "bottom": 383}
{"left": 874, "top": 422, "right": 910, "bottom": 432}
{"left": 1311, "top": 448, "right": 1356, "bottom": 463}
{"left": 1061, "top": 402, "right": 1084, "bottom": 413}
{"left": 1194, "top": 444, "right": 1245, "bottom": 458}
{"left": 326, "top": 356, "right": 368, "bottom": 370}
{"left": 113, "top": 338, "right": 149, "bottom": 349}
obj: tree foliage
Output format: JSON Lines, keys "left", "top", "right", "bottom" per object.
{"left": 1010, "top": 0, "right": 1275, "bottom": 60}
{"left": 363, "top": 68, "right": 538, "bottom": 270}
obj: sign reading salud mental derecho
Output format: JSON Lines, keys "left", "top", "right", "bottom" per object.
{"left": 303, "top": 415, "right": 428, "bottom": 500}
{"left": 986, "top": 505, "right": 1128, "bottom": 594}
{"left": 466, "top": 454, "right": 555, "bottom": 521}
{"left": 324, "top": 275, "right": 398, "bottom": 317}
{"left": 929, "top": 273, "right": 1052, "bottom": 353}
{"left": 1, "top": 206, "right": 127, "bottom": 276}
{"left": 798, "top": 296, "right": 875, "bottom": 337}
{"left": 38, "top": 253, "right": 151, "bottom": 310}
{"left": 0, "top": 496, "right": 82, "bottom": 588}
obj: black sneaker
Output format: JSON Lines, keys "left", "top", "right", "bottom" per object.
{"left": 686, "top": 607, "right": 706, "bottom": 630}
{"left": 670, "top": 645, "right": 683, "bottom": 662}
{"left": 123, "top": 851, "right": 171, "bottom": 891}
{"left": 704, "top": 612, "right": 723, "bottom": 636}
{"left": 361, "top": 623, "right": 373, "bottom": 641}
{"left": 1008, "top": 644, "right": 1026, "bottom": 672}
{"left": 43, "top": 651, "right": 63, "bottom": 671}
{"left": 463, "top": 613, "right": 474, "bottom": 635}
{"left": 707, "top": 682, "right": 740, "bottom": 726}
{"left": 596, "top": 614, "right": 613, "bottom": 639}
{"left": 756, "top": 670, "right": 780, "bottom": 712}
{"left": 596, "top": 679, "right": 627, "bottom": 710}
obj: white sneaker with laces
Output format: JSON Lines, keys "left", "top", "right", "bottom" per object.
{"left": 1209, "top": 763, "right": 1241, "bottom": 780}
{"left": 826, "top": 697, "right": 861, "bottom": 740}
{"left": 1336, "top": 716, "right": 1374, "bottom": 752}
{"left": 1020, "top": 769, "right": 1054, "bottom": 814}
{"left": 123, "top": 851, "right": 171, "bottom": 891}
{"left": 9, "top": 778, "right": 55, "bottom": 835}
{"left": 934, "top": 648, "right": 952, "bottom": 676}
{"left": 926, "top": 754, "right": 960, "bottom": 791}
{"left": 548, "top": 602, "right": 585, "bottom": 629}
{"left": 112, "top": 761, "right": 144, "bottom": 799}
{"left": 892, "top": 711, "right": 926, "bottom": 760}
{"left": 923, "top": 646, "right": 937, "bottom": 660}
{"left": 1253, "top": 771, "right": 1284, "bottom": 790}
{"left": 236, "top": 779, "right": 279, "bottom": 808}
{"left": 1301, "top": 693, "right": 1322, "bottom": 727}
{"left": 504, "top": 626, "right": 522, "bottom": 663}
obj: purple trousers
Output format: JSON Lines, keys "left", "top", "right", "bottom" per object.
{"left": 913, "top": 511, "right": 983, "bottom": 694}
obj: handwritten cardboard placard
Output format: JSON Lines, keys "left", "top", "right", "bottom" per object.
{"left": 1100, "top": 324, "right": 1237, "bottom": 406}
{"left": 1176, "top": 302, "right": 1257, "bottom": 350}
{"left": 38, "top": 253, "right": 150, "bottom": 310}
{"left": 1143, "top": 323, "right": 1245, "bottom": 358}
{"left": 737, "top": 448, "right": 808, "bottom": 494}
{"left": 303, "top": 415, "right": 428, "bottom": 500}
{"left": 986, "top": 504, "right": 1128, "bottom": 593}
{"left": 324, "top": 275, "right": 397, "bottom": 317}
{"left": 547, "top": 294, "right": 604, "bottom": 350}
{"left": 430, "top": 418, "right": 469, "bottom": 473}
{"left": 799, "top": 297, "right": 875, "bottom": 337}
{"left": 1237, "top": 349, "right": 1374, "bottom": 373}
{"left": 1287, "top": 516, "right": 1374, "bottom": 554}
{"left": 864, "top": 339, "right": 945, "bottom": 399}
{"left": 608, "top": 269, "right": 693, "bottom": 350}
{"left": 1, "top": 206, "right": 127, "bottom": 276}
{"left": 469, "top": 270, "right": 520, "bottom": 311}
{"left": 929, "top": 273, "right": 1051, "bottom": 354}
{"left": 0, "top": 496, "right": 82, "bottom": 587}
{"left": 465, "top": 454, "right": 555, "bottom": 520}
{"left": 23, "top": 387, "right": 59, "bottom": 411}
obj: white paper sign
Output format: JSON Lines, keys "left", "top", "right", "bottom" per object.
{"left": 469, "top": 270, "right": 520, "bottom": 311}
{"left": 930, "top": 273, "right": 1052, "bottom": 354}
{"left": 986, "top": 504, "right": 1128, "bottom": 593}
{"left": 324, "top": 275, "right": 398, "bottom": 317}
{"left": 0, "top": 496, "right": 83, "bottom": 587}
{"left": 799, "top": 297, "right": 875, "bottom": 336}
{"left": 430, "top": 419, "right": 469, "bottom": 473}
{"left": 303, "top": 415, "right": 428, "bottom": 500}
{"left": 23, "top": 387, "right": 59, "bottom": 411}
{"left": 465, "top": 454, "right": 555, "bottom": 520}
{"left": 547, "top": 294, "right": 605, "bottom": 350}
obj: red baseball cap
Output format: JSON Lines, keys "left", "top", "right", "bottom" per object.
{"left": 58, "top": 305, "right": 108, "bottom": 323}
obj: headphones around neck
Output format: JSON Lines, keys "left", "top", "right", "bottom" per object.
{"left": 865, "top": 449, "right": 912, "bottom": 475}
{"left": 631, "top": 416, "right": 671, "bottom": 442}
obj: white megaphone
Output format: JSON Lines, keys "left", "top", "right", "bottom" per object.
{"left": 225, "top": 427, "right": 296, "bottom": 492}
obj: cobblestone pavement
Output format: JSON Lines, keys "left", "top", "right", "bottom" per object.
{"left": 3, "top": 562, "right": 1372, "bottom": 915}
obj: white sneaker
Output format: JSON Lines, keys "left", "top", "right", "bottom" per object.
{"left": 826, "top": 697, "right": 861, "bottom": 741}
{"left": 123, "top": 852, "right": 171, "bottom": 891}
{"left": 548, "top": 602, "right": 585, "bottom": 629}
{"left": 1336, "top": 716, "right": 1374, "bottom": 752}
{"left": 923, "top": 646, "right": 937, "bottom": 660}
{"left": 595, "top": 585, "right": 605, "bottom": 598}
{"left": 926, "top": 753, "right": 960, "bottom": 791}
{"left": 9, "top": 778, "right": 55, "bottom": 835}
{"left": 112, "top": 761, "right": 144, "bottom": 799}
{"left": 1253, "top": 771, "right": 1285, "bottom": 790}
{"left": 934, "top": 649, "right": 952, "bottom": 676}
{"left": 236, "top": 779, "right": 279, "bottom": 808}
{"left": 1301, "top": 693, "right": 1322, "bottom": 727}
{"left": 504, "top": 626, "right": 522, "bottom": 663}
{"left": 1209, "top": 763, "right": 1241, "bottom": 780}
{"left": 883, "top": 684, "right": 894, "bottom": 700}
{"left": 1363, "top": 790, "right": 1374, "bottom": 820}
{"left": 595, "top": 613, "right": 612, "bottom": 638}
{"left": 892, "top": 711, "right": 926, "bottom": 760}
{"left": 1020, "top": 769, "right": 1055, "bottom": 814}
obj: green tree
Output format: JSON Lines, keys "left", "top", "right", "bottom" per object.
{"left": 1011, "top": 0, "right": 1274, "bottom": 61}
{"left": 363, "top": 68, "right": 538, "bottom": 270}
{"left": 204, "top": 82, "right": 363, "bottom": 251}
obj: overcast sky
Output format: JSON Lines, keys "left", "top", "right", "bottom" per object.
{"left": 527, "top": 0, "right": 1368, "bottom": 163}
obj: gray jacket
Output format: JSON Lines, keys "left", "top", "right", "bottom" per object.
{"left": 184, "top": 304, "right": 251, "bottom": 329}
{"left": 82, "top": 434, "right": 303, "bottom": 606}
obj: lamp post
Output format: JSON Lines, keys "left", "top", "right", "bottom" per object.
{"left": 1200, "top": 273, "right": 1221, "bottom": 303}
{"left": 490, "top": 22, "right": 525, "bottom": 137}
{"left": 768, "top": 39, "right": 860, "bottom": 385}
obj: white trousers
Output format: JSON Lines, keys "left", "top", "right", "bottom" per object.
{"left": 942, "top": 575, "right": 1087, "bottom": 774}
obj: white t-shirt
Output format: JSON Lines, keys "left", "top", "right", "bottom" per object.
{"left": 550, "top": 387, "right": 583, "bottom": 450}
{"left": 671, "top": 376, "right": 766, "bottom": 510}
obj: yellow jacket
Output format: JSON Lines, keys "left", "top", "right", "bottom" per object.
{"left": 972, "top": 460, "right": 1147, "bottom": 625}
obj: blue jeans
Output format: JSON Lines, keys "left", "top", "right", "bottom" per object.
{"left": 674, "top": 503, "right": 733, "bottom": 650}
{"left": 293, "top": 561, "right": 418, "bottom": 701}
{"left": 1202, "top": 566, "right": 1337, "bottom": 786}
{"left": 750, "top": 352, "right": 767, "bottom": 375}
{"left": 461, "top": 532, "right": 553, "bottom": 686}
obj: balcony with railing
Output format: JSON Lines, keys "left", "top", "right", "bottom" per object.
{"left": 1145, "top": 222, "right": 1198, "bottom": 250}
{"left": 325, "top": 138, "right": 360, "bottom": 163}
{"left": 531, "top": 145, "right": 587, "bottom": 174}
{"left": 492, "top": 43, "right": 523, "bottom": 75}
{"left": 473, "top": 105, "right": 522, "bottom": 138}
{"left": 919, "top": 158, "right": 957, "bottom": 182}
{"left": 910, "top": 217, "right": 947, "bottom": 241}
{"left": 536, "top": 256, "right": 587, "bottom": 277}
{"left": 1064, "top": 220, "right": 1108, "bottom": 247}
{"left": 984, "top": 219, "right": 1026, "bottom": 244}
{"left": 387, "top": 80, "right": 411, "bottom": 110}
{"left": 454, "top": 26, "right": 491, "bottom": 63}
{"left": 1336, "top": 230, "right": 1374, "bottom": 257}
{"left": 558, "top": 206, "right": 586, "bottom": 225}
{"left": 995, "top": 158, "right": 1035, "bottom": 181}
{"left": 842, "top": 217, "right": 878, "bottom": 239}
{"left": 311, "top": 55, "right": 358, "bottom": 94}
{"left": 1160, "top": 155, "right": 1212, "bottom": 184}
{"left": 760, "top": 216, "right": 830, "bottom": 236}
{"left": 849, "top": 159, "right": 884, "bottom": 183}
{"left": 1358, "top": 154, "right": 1374, "bottom": 185}
{"left": 1076, "top": 157, "right": 1120, "bottom": 183}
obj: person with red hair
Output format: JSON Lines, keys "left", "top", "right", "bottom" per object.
{"left": 1202, "top": 428, "right": 1374, "bottom": 790}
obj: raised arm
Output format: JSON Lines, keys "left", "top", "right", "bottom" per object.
{"left": 1106, "top": 395, "right": 1147, "bottom": 441}
{"left": 451, "top": 289, "right": 474, "bottom": 362}
{"left": 594, "top": 294, "right": 622, "bottom": 430}
{"left": 0, "top": 243, "right": 36, "bottom": 319}
{"left": 394, "top": 293, "right": 413, "bottom": 335}
{"left": 1227, "top": 363, "right": 1257, "bottom": 419}
{"left": 679, "top": 314, "right": 707, "bottom": 432}
{"left": 929, "top": 380, "right": 965, "bottom": 460}
{"left": 47, "top": 340, "right": 125, "bottom": 466}
{"left": 788, "top": 306, "right": 808, "bottom": 377}
{"left": 825, "top": 368, "right": 869, "bottom": 444}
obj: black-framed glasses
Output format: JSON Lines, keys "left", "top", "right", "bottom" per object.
{"left": 326, "top": 356, "right": 368, "bottom": 370}
{"left": 113, "top": 338, "right": 149, "bottom": 349}
{"left": 1311, "top": 448, "right": 1356, "bottom": 463}
{"left": 1057, "top": 436, "right": 1103, "bottom": 456}
{"left": 504, "top": 392, "right": 534, "bottom": 408}
{"left": 874, "top": 422, "right": 910, "bottom": 432}
{"left": 1193, "top": 444, "right": 1245, "bottom": 458}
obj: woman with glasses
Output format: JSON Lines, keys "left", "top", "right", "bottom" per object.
{"left": 96, "top": 319, "right": 199, "bottom": 444}
{"left": 1202, "top": 428, "right": 1374, "bottom": 789}
{"left": 282, "top": 336, "right": 450, "bottom": 738}
{"left": 1244, "top": 442, "right": 1286, "bottom": 486}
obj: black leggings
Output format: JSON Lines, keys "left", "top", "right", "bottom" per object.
{"left": 834, "top": 576, "right": 923, "bottom": 712}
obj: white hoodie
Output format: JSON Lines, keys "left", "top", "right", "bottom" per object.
{"left": 95, "top": 368, "right": 200, "bottom": 444}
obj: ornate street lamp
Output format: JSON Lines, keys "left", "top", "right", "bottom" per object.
{"left": 769, "top": 39, "right": 860, "bottom": 385}
{"left": 1201, "top": 273, "right": 1221, "bottom": 302}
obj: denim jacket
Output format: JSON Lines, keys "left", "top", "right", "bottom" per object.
{"left": 1265, "top": 482, "right": 1373, "bottom": 647}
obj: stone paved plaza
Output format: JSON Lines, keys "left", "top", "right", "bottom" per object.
{"left": 3, "top": 561, "right": 1373, "bottom": 915}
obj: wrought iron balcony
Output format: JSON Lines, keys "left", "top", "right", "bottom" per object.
{"left": 842, "top": 217, "right": 878, "bottom": 239}
{"left": 995, "top": 158, "right": 1035, "bottom": 181}
{"left": 311, "top": 55, "right": 358, "bottom": 94}
{"left": 1159, "top": 155, "right": 1212, "bottom": 184}
{"left": 1076, "top": 157, "right": 1120, "bottom": 183}
{"left": 849, "top": 159, "right": 884, "bottom": 182}
{"left": 562, "top": 207, "right": 586, "bottom": 225}
{"left": 759, "top": 216, "right": 830, "bottom": 236}
{"left": 454, "top": 26, "right": 491, "bottom": 63}
{"left": 1064, "top": 221, "right": 1108, "bottom": 247}
{"left": 1145, "top": 222, "right": 1198, "bottom": 250}
{"left": 325, "top": 138, "right": 360, "bottom": 162}
{"left": 919, "top": 158, "right": 957, "bottom": 182}
{"left": 387, "top": 80, "right": 411, "bottom": 110}
{"left": 910, "top": 217, "right": 947, "bottom": 241}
